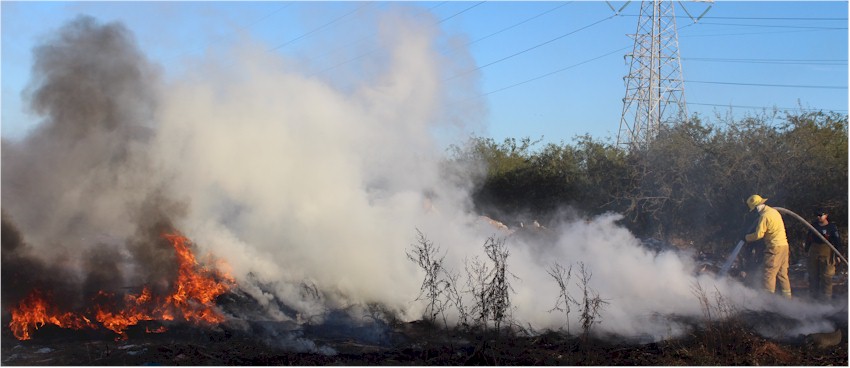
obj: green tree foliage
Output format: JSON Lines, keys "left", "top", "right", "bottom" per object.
{"left": 449, "top": 111, "right": 847, "bottom": 254}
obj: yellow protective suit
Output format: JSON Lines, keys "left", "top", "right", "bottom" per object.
{"left": 745, "top": 205, "right": 791, "bottom": 298}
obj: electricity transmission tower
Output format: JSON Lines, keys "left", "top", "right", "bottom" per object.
{"left": 617, "top": 0, "right": 689, "bottom": 150}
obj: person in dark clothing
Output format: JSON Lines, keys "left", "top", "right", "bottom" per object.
{"left": 805, "top": 209, "right": 841, "bottom": 300}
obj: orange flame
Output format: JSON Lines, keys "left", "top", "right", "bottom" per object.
{"left": 94, "top": 288, "right": 157, "bottom": 338}
{"left": 161, "top": 233, "right": 232, "bottom": 324}
{"left": 146, "top": 326, "right": 167, "bottom": 334}
{"left": 9, "top": 290, "right": 96, "bottom": 340}
{"left": 8, "top": 232, "right": 233, "bottom": 340}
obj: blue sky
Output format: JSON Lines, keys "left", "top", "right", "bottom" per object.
{"left": 2, "top": 1, "right": 848, "bottom": 147}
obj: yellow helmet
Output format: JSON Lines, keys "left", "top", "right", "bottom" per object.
{"left": 746, "top": 194, "right": 768, "bottom": 211}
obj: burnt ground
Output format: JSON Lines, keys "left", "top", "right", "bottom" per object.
{"left": 2, "top": 260, "right": 848, "bottom": 366}
{"left": 1, "top": 309, "right": 847, "bottom": 366}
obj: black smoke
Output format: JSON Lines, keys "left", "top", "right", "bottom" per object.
{"left": 1, "top": 15, "right": 183, "bottom": 310}
{"left": 1, "top": 213, "right": 80, "bottom": 311}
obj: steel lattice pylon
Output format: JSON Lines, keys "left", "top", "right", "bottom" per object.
{"left": 617, "top": 0, "right": 689, "bottom": 150}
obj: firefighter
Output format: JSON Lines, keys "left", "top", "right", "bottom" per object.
{"left": 744, "top": 194, "right": 792, "bottom": 298}
{"left": 805, "top": 208, "right": 840, "bottom": 300}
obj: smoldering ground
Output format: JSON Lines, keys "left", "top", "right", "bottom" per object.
{"left": 1, "top": 8, "right": 844, "bottom": 347}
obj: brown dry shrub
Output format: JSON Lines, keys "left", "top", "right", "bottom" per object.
{"left": 752, "top": 340, "right": 794, "bottom": 365}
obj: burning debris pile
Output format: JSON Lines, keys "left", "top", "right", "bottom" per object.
{"left": 8, "top": 233, "right": 232, "bottom": 341}
{"left": 0, "top": 14, "right": 241, "bottom": 347}
{"left": 0, "top": 11, "right": 456, "bottom": 354}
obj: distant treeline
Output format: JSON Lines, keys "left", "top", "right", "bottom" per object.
{"left": 448, "top": 111, "right": 848, "bottom": 257}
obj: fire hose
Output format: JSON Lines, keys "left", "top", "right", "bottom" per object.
{"left": 718, "top": 207, "right": 847, "bottom": 277}
{"left": 774, "top": 207, "right": 847, "bottom": 264}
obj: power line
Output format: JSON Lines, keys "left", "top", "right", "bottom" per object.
{"left": 204, "top": 2, "right": 374, "bottom": 73}
{"left": 239, "top": 3, "right": 293, "bottom": 29}
{"left": 223, "top": 4, "right": 847, "bottom": 117}
{"left": 313, "top": 1, "right": 577, "bottom": 80}
{"left": 437, "top": 1, "right": 487, "bottom": 24}
{"left": 686, "top": 80, "right": 847, "bottom": 90}
{"left": 470, "top": 25, "right": 689, "bottom": 98}
{"left": 679, "top": 28, "right": 841, "bottom": 38}
{"left": 268, "top": 2, "right": 372, "bottom": 52}
{"left": 481, "top": 46, "right": 630, "bottom": 97}
{"left": 428, "top": 1, "right": 450, "bottom": 11}
{"left": 160, "top": 3, "right": 293, "bottom": 63}
{"left": 473, "top": 23, "right": 695, "bottom": 98}
{"left": 465, "top": 2, "right": 571, "bottom": 46}
{"left": 696, "top": 21, "right": 846, "bottom": 30}
{"left": 698, "top": 15, "right": 847, "bottom": 21}
{"left": 689, "top": 57, "right": 846, "bottom": 62}
{"left": 445, "top": 14, "right": 616, "bottom": 82}
{"left": 453, "top": 20, "right": 845, "bottom": 98}
{"left": 437, "top": 1, "right": 572, "bottom": 61}
{"left": 621, "top": 14, "right": 847, "bottom": 21}
{"left": 688, "top": 102, "right": 847, "bottom": 113}
{"left": 683, "top": 57, "right": 846, "bottom": 65}
{"left": 305, "top": 2, "right": 457, "bottom": 63}
{"left": 308, "top": 1, "right": 489, "bottom": 78}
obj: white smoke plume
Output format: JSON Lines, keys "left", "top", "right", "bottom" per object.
{"left": 1, "top": 6, "right": 843, "bottom": 345}
{"left": 506, "top": 213, "right": 844, "bottom": 341}
{"left": 149, "top": 6, "right": 487, "bottom": 322}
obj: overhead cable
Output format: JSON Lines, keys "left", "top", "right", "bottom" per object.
{"left": 696, "top": 21, "right": 846, "bottom": 30}
{"left": 481, "top": 46, "right": 630, "bottom": 97}
{"left": 680, "top": 28, "right": 841, "bottom": 38}
{"left": 619, "top": 14, "right": 847, "bottom": 21}
{"left": 683, "top": 57, "right": 846, "bottom": 65}
{"left": 466, "top": 2, "right": 571, "bottom": 46}
{"left": 161, "top": 3, "right": 292, "bottom": 63}
{"left": 445, "top": 14, "right": 617, "bottom": 82}
{"left": 686, "top": 80, "right": 847, "bottom": 89}
{"left": 688, "top": 102, "right": 847, "bottom": 113}
{"left": 268, "top": 2, "right": 373, "bottom": 52}
{"left": 438, "top": 1, "right": 487, "bottom": 24}
{"left": 699, "top": 15, "right": 847, "bottom": 21}
{"left": 309, "top": 1, "right": 488, "bottom": 77}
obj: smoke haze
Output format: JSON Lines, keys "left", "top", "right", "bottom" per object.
{"left": 1, "top": 8, "right": 843, "bottom": 344}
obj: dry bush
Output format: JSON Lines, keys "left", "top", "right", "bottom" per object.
{"left": 406, "top": 229, "right": 449, "bottom": 326}
{"left": 465, "top": 255, "right": 491, "bottom": 330}
{"left": 547, "top": 261, "right": 608, "bottom": 344}
{"left": 483, "top": 236, "right": 514, "bottom": 332}
{"left": 546, "top": 262, "right": 575, "bottom": 334}
{"left": 442, "top": 267, "right": 468, "bottom": 329}
{"left": 407, "top": 231, "right": 516, "bottom": 335}
{"left": 463, "top": 236, "right": 516, "bottom": 335}
{"left": 576, "top": 262, "right": 608, "bottom": 341}
{"left": 460, "top": 236, "right": 517, "bottom": 366}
